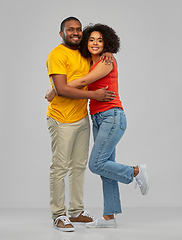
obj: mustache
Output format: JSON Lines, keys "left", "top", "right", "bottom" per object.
{"left": 70, "top": 35, "right": 81, "bottom": 39}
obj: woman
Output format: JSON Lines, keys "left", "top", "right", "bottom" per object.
{"left": 46, "top": 23, "right": 149, "bottom": 228}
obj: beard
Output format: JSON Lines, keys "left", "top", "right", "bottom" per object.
{"left": 63, "top": 33, "right": 81, "bottom": 47}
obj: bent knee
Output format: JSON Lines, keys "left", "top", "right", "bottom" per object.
{"left": 88, "top": 161, "right": 97, "bottom": 174}
{"left": 89, "top": 160, "right": 102, "bottom": 176}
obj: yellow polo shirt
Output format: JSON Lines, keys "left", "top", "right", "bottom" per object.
{"left": 46, "top": 44, "right": 90, "bottom": 123}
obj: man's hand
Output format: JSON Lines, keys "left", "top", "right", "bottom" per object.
{"left": 93, "top": 87, "right": 115, "bottom": 101}
{"left": 100, "top": 52, "right": 114, "bottom": 65}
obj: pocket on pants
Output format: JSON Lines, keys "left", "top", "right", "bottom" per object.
{"left": 46, "top": 115, "right": 59, "bottom": 125}
{"left": 99, "top": 109, "right": 114, "bottom": 119}
{"left": 120, "top": 112, "right": 127, "bottom": 131}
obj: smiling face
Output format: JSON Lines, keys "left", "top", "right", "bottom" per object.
{"left": 87, "top": 31, "right": 104, "bottom": 56}
{"left": 59, "top": 20, "right": 83, "bottom": 50}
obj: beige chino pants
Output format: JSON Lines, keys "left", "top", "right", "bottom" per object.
{"left": 47, "top": 115, "right": 90, "bottom": 219}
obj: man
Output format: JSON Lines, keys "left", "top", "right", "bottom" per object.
{"left": 46, "top": 16, "right": 114, "bottom": 232}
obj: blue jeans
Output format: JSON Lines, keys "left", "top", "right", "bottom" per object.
{"left": 89, "top": 108, "right": 134, "bottom": 215}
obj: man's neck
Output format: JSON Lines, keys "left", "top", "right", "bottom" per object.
{"left": 61, "top": 43, "right": 78, "bottom": 50}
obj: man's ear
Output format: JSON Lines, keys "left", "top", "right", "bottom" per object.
{"left": 59, "top": 31, "right": 63, "bottom": 38}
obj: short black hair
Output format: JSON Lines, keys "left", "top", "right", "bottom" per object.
{"left": 60, "top": 16, "right": 81, "bottom": 31}
{"left": 79, "top": 23, "right": 120, "bottom": 58}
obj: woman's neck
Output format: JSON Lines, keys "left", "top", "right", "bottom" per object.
{"left": 91, "top": 55, "right": 100, "bottom": 65}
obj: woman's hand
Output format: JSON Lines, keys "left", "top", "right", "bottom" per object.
{"left": 45, "top": 89, "right": 56, "bottom": 102}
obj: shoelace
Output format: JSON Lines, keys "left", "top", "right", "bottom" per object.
{"left": 82, "top": 210, "right": 95, "bottom": 220}
{"left": 55, "top": 216, "right": 71, "bottom": 226}
{"left": 135, "top": 178, "right": 142, "bottom": 189}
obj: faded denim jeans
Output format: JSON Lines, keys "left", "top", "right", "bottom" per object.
{"left": 89, "top": 108, "right": 134, "bottom": 215}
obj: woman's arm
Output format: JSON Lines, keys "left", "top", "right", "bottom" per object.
{"left": 68, "top": 61, "right": 113, "bottom": 88}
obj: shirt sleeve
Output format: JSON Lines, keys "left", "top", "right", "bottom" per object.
{"left": 46, "top": 50, "right": 67, "bottom": 76}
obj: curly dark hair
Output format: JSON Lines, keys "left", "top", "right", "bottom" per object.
{"left": 79, "top": 23, "right": 120, "bottom": 58}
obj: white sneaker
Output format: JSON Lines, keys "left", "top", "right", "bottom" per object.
{"left": 135, "top": 164, "right": 149, "bottom": 195}
{"left": 53, "top": 216, "right": 75, "bottom": 232}
{"left": 85, "top": 217, "right": 116, "bottom": 228}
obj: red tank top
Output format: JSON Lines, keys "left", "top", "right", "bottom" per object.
{"left": 89, "top": 59, "right": 123, "bottom": 115}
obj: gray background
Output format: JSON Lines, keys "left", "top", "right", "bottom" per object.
{"left": 0, "top": 0, "right": 181, "bottom": 210}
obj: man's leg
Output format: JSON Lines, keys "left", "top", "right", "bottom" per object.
{"left": 47, "top": 116, "right": 77, "bottom": 220}
{"left": 68, "top": 115, "right": 90, "bottom": 217}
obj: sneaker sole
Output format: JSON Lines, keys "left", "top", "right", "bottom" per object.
{"left": 140, "top": 164, "right": 149, "bottom": 195}
{"left": 53, "top": 225, "right": 75, "bottom": 232}
{"left": 71, "top": 222, "right": 87, "bottom": 225}
{"left": 85, "top": 225, "right": 116, "bottom": 228}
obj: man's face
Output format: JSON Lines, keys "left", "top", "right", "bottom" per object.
{"left": 60, "top": 20, "right": 83, "bottom": 49}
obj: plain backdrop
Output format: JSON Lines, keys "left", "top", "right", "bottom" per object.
{"left": 0, "top": 0, "right": 181, "bottom": 211}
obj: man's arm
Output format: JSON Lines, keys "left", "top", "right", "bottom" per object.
{"left": 51, "top": 74, "right": 115, "bottom": 101}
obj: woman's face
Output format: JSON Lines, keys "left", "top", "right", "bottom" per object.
{"left": 87, "top": 31, "right": 104, "bottom": 56}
